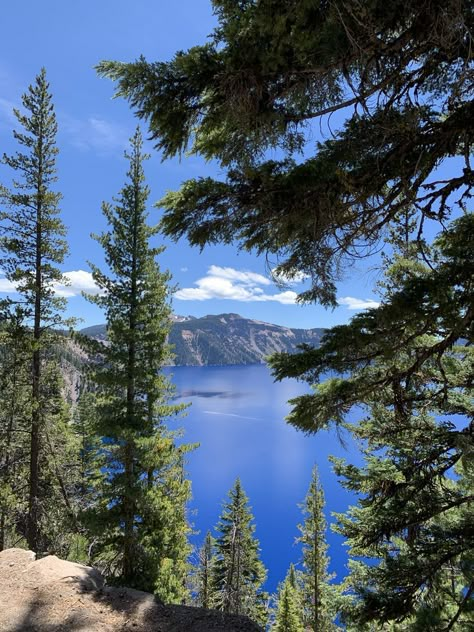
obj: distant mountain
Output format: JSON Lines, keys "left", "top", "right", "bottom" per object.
{"left": 80, "top": 313, "right": 324, "bottom": 366}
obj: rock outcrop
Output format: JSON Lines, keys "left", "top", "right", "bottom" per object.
{"left": 0, "top": 548, "right": 262, "bottom": 631}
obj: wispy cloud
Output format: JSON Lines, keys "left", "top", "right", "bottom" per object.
{"left": 175, "top": 265, "right": 297, "bottom": 304}
{"left": 0, "top": 269, "right": 100, "bottom": 298}
{"left": 0, "top": 97, "right": 17, "bottom": 127}
{"left": 0, "top": 277, "right": 16, "bottom": 293}
{"left": 60, "top": 114, "right": 130, "bottom": 154}
{"left": 54, "top": 270, "right": 101, "bottom": 297}
{"left": 337, "top": 296, "right": 380, "bottom": 310}
{"left": 208, "top": 265, "right": 271, "bottom": 287}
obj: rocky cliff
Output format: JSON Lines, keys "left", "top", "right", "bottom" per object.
{"left": 80, "top": 313, "right": 324, "bottom": 366}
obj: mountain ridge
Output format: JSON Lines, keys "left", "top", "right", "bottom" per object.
{"left": 80, "top": 313, "right": 324, "bottom": 366}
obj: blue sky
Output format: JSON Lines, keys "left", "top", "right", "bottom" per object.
{"left": 0, "top": 0, "right": 382, "bottom": 329}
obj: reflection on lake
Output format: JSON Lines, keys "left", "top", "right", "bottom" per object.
{"left": 167, "top": 364, "right": 361, "bottom": 593}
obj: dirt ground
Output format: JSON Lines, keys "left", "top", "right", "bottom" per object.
{"left": 0, "top": 549, "right": 262, "bottom": 632}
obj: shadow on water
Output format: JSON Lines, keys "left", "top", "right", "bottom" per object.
{"left": 176, "top": 389, "right": 249, "bottom": 399}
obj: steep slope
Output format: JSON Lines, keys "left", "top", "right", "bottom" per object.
{"left": 168, "top": 313, "right": 323, "bottom": 365}
{"left": 81, "top": 313, "right": 324, "bottom": 366}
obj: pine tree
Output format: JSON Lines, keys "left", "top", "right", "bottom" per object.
{"left": 84, "top": 127, "right": 192, "bottom": 600}
{"left": 0, "top": 68, "right": 69, "bottom": 551}
{"left": 35, "top": 359, "right": 79, "bottom": 557}
{"left": 212, "top": 478, "right": 268, "bottom": 626}
{"left": 272, "top": 214, "right": 474, "bottom": 628}
{"left": 194, "top": 530, "right": 216, "bottom": 609}
{"left": 297, "top": 465, "right": 338, "bottom": 631}
{"left": 98, "top": 1, "right": 472, "bottom": 307}
{"left": 71, "top": 391, "right": 105, "bottom": 516}
{"left": 0, "top": 311, "right": 31, "bottom": 549}
{"left": 273, "top": 568, "right": 305, "bottom": 632}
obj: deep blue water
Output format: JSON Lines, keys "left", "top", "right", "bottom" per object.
{"left": 167, "top": 364, "right": 362, "bottom": 594}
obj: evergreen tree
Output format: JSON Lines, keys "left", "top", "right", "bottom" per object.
{"left": 273, "top": 568, "right": 305, "bottom": 632}
{"left": 35, "top": 359, "right": 80, "bottom": 557}
{"left": 0, "top": 312, "right": 31, "bottom": 549}
{"left": 297, "top": 466, "right": 338, "bottom": 631}
{"left": 98, "top": 1, "right": 472, "bottom": 306}
{"left": 211, "top": 478, "right": 268, "bottom": 627}
{"left": 273, "top": 214, "right": 474, "bottom": 628}
{"left": 71, "top": 390, "right": 105, "bottom": 517}
{"left": 194, "top": 530, "right": 216, "bottom": 609}
{"left": 0, "top": 68, "right": 69, "bottom": 551}
{"left": 84, "top": 127, "right": 192, "bottom": 601}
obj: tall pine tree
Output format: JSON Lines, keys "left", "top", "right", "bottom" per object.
{"left": 297, "top": 465, "right": 339, "bottom": 631}
{"left": 0, "top": 68, "right": 69, "bottom": 551}
{"left": 84, "top": 128, "right": 192, "bottom": 601}
{"left": 211, "top": 478, "right": 268, "bottom": 627}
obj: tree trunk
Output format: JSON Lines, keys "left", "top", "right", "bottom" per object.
{"left": 313, "top": 502, "right": 319, "bottom": 632}
{"left": 123, "top": 439, "right": 135, "bottom": 582}
{"left": 123, "top": 183, "right": 139, "bottom": 582}
{"left": 27, "top": 193, "right": 43, "bottom": 552}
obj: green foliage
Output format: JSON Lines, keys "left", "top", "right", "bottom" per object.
{"left": 297, "top": 466, "right": 340, "bottom": 631}
{"left": 0, "top": 315, "right": 31, "bottom": 549}
{"left": 0, "top": 319, "right": 80, "bottom": 555}
{"left": 193, "top": 530, "right": 216, "bottom": 609}
{"left": 273, "top": 215, "right": 474, "bottom": 628}
{"left": 70, "top": 391, "right": 105, "bottom": 516}
{"left": 0, "top": 68, "right": 71, "bottom": 551}
{"left": 273, "top": 569, "right": 305, "bottom": 632}
{"left": 83, "top": 128, "right": 193, "bottom": 602}
{"left": 98, "top": 0, "right": 473, "bottom": 305}
{"left": 211, "top": 478, "right": 268, "bottom": 626}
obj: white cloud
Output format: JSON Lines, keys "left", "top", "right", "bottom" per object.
{"left": 0, "top": 269, "right": 100, "bottom": 298}
{"left": 208, "top": 265, "right": 271, "bottom": 286}
{"left": 338, "top": 296, "right": 380, "bottom": 310}
{"left": 175, "top": 266, "right": 298, "bottom": 304}
{"left": 54, "top": 270, "right": 101, "bottom": 297}
{"left": 0, "top": 277, "right": 16, "bottom": 293}
{"left": 60, "top": 114, "right": 129, "bottom": 154}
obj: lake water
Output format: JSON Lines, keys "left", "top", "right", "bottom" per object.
{"left": 168, "top": 364, "right": 362, "bottom": 594}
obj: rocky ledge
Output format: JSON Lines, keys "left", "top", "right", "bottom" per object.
{"left": 0, "top": 548, "right": 262, "bottom": 631}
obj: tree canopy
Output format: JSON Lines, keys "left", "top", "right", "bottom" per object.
{"left": 97, "top": 2, "right": 474, "bottom": 625}
{"left": 98, "top": 0, "right": 473, "bottom": 305}
{"left": 83, "top": 129, "right": 192, "bottom": 600}
{"left": 0, "top": 68, "right": 70, "bottom": 552}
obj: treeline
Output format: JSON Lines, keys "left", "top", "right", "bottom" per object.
{"left": 0, "top": 70, "right": 193, "bottom": 603}
{"left": 0, "top": 70, "right": 339, "bottom": 630}
{"left": 2, "top": 1, "right": 474, "bottom": 624}
{"left": 96, "top": 1, "right": 474, "bottom": 629}
{"left": 191, "top": 471, "right": 340, "bottom": 630}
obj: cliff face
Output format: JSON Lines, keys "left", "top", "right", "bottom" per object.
{"left": 81, "top": 313, "right": 324, "bottom": 366}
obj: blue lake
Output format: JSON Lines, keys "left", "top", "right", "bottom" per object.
{"left": 167, "top": 364, "right": 362, "bottom": 594}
